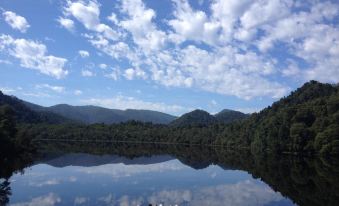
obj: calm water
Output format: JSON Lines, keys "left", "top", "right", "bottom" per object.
{"left": 1, "top": 142, "right": 339, "bottom": 206}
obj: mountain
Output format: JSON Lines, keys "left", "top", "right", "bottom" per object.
{"left": 170, "top": 109, "right": 217, "bottom": 127}
{"left": 214, "top": 109, "right": 249, "bottom": 123}
{"left": 44, "top": 104, "right": 127, "bottom": 124}
{"left": 170, "top": 109, "right": 248, "bottom": 127}
{"left": 217, "top": 80, "right": 339, "bottom": 155}
{"left": 122, "top": 109, "right": 177, "bottom": 124}
{"left": 0, "top": 91, "right": 70, "bottom": 124}
{"left": 24, "top": 102, "right": 176, "bottom": 124}
{"left": 0, "top": 91, "right": 176, "bottom": 125}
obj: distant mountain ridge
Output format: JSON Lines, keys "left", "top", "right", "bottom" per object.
{"left": 1, "top": 91, "right": 248, "bottom": 125}
{"left": 24, "top": 102, "right": 177, "bottom": 124}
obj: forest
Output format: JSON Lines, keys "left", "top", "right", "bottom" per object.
{"left": 1, "top": 80, "right": 338, "bottom": 156}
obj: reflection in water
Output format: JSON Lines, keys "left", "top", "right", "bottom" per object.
{"left": 1, "top": 142, "right": 339, "bottom": 206}
{"left": 0, "top": 180, "right": 11, "bottom": 205}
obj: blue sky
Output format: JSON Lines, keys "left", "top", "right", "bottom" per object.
{"left": 0, "top": 0, "right": 338, "bottom": 115}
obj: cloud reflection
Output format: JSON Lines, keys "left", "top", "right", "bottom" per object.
{"left": 76, "top": 160, "right": 185, "bottom": 178}
{"left": 10, "top": 193, "right": 61, "bottom": 206}
{"left": 96, "top": 180, "right": 291, "bottom": 206}
{"left": 74, "top": 196, "right": 89, "bottom": 205}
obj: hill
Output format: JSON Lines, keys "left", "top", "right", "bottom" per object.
{"left": 214, "top": 109, "right": 248, "bottom": 123}
{"left": 170, "top": 109, "right": 248, "bottom": 127}
{"left": 170, "top": 109, "right": 217, "bottom": 127}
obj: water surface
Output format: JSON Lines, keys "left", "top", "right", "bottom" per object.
{"left": 1, "top": 142, "right": 338, "bottom": 206}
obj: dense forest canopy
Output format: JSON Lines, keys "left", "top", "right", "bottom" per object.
{"left": 0, "top": 80, "right": 338, "bottom": 156}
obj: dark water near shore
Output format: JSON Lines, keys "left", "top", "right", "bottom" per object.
{"left": 1, "top": 142, "right": 339, "bottom": 206}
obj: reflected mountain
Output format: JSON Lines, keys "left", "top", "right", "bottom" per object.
{"left": 38, "top": 153, "right": 174, "bottom": 167}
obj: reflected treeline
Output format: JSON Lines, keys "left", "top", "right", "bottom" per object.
{"left": 35, "top": 141, "right": 339, "bottom": 206}
{"left": 1, "top": 141, "right": 339, "bottom": 206}
{"left": 0, "top": 151, "right": 34, "bottom": 205}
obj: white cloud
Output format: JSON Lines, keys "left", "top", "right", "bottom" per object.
{"left": 11, "top": 193, "right": 61, "bottom": 206}
{"left": 123, "top": 67, "right": 147, "bottom": 80}
{"left": 83, "top": 95, "right": 190, "bottom": 115}
{"left": 64, "top": 0, "right": 120, "bottom": 41}
{"left": 64, "top": 0, "right": 338, "bottom": 100}
{"left": 104, "top": 68, "right": 120, "bottom": 80}
{"left": 146, "top": 45, "right": 287, "bottom": 99}
{"left": 0, "top": 34, "right": 68, "bottom": 79}
{"left": 36, "top": 84, "right": 65, "bottom": 93}
{"left": 99, "top": 63, "right": 107, "bottom": 69}
{"left": 74, "top": 90, "right": 83, "bottom": 95}
{"left": 57, "top": 17, "right": 74, "bottom": 31}
{"left": 2, "top": 11, "right": 30, "bottom": 33}
{"left": 78, "top": 50, "right": 89, "bottom": 58}
{"left": 240, "top": 0, "right": 292, "bottom": 29}
{"left": 168, "top": 0, "right": 220, "bottom": 45}
{"left": 81, "top": 70, "right": 94, "bottom": 77}
{"left": 89, "top": 0, "right": 289, "bottom": 100}
{"left": 119, "top": 0, "right": 167, "bottom": 51}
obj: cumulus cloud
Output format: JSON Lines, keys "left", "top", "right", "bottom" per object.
{"left": 168, "top": 0, "right": 220, "bottom": 45}
{"left": 81, "top": 70, "right": 94, "bottom": 77}
{"left": 59, "top": 0, "right": 339, "bottom": 99}
{"left": 2, "top": 11, "right": 30, "bottom": 33}
{"left": 0, "top": 34, "right": 68, "bottom": 79}
{"left": 99, "top": 63, "right": 107, "bottom": 69}
{"left": 63, "top": 0, "right": 120, "bottom": 41}
{"left": 78, "top": 50, "right": 89, "bottom": 58}
{"left": 119, "top": 0, "right": 167, "bottom": 51}
{"left": 104, "top": 68, "right": 121, "bottom": 80}
{"left": 57, "top": 17, "right": 74, "bottom": 31}
{"left": 83, "top": 95, "right": 190, "bottom": 115}
{"left": 123, "top": 67, "right": 147, "bottom": 80}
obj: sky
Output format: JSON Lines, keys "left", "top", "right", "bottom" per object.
{"left": 0, "top": 0, "right": 338, "bottom": 116}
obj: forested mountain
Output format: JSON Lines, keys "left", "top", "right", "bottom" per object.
{"left": 214, "top": 109, "right": 249, "bottom": 123}
{"left": 24, "top": 102, "right": 176, "bottom": 124}
{"left": 170, "top": 109, "right": 217, "bottom": 127}
{"left": 170, "top": 109, "right": 248, "bottom": 127}
{"left": 0, "top": 91, "right": 70, "bottom": 124}
{"left": 1, "top": 80, "right": 338, "bottom": 156}
{"left": 121, "top": 109, "right": 176, "bottom": 124}
{"left": 215, "top": 80, "right": 339, "bottom": 155}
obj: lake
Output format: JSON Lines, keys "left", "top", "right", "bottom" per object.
{"left": 1, "top": 142, "right": 339, "bottom": 206}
